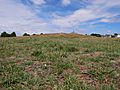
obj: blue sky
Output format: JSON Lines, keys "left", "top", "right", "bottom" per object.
{"left": 0, "top": 0, "right": 120, "bottom": 35}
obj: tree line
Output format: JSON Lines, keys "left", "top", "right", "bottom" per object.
{"left": 1, "top": 32, "right": 16, "bottom": 37}
{"left": 90, "top": 33, "right": 119, "bottom": 37}
{"left": 0, "top": 32, "right": 30, "bottom": 37}
{"left": 0, "top": 31, "right": 119, "bottom": 38}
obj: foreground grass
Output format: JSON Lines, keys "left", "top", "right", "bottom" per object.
{"left": 0, "top": 35, "right": 120, "bottom": 90}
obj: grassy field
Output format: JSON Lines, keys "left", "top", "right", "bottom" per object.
{"left": 0, "top": 34, "right": 120, "bottom": 90}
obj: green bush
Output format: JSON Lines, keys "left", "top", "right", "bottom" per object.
{"left": 90, "top": 33, "right": 101, "bottom": 37}
{"left": 23, "top": 33, "right": 30, "bottom": 36}
{"left": 1, "top": 32, "right": 16, "bottom": 37}
{"left": 1, "top": 32, "right": 10, "bottom": 37}
{"left": 11, "top": 32, "right": 16, "bottom": 37}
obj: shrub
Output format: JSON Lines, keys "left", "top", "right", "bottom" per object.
{"left": 1, "top": 32, "right": 10, "bottom": 37}
{"left": 114, "top": 33, "right": 118, "bottom": 36}
{"left": 32, "top": 34, "right": 36, "bottom": 36}
{"left": 11, "top": 32, "right": 16, "bottom": 37}
{"left": 1, "top": 32, "right": 16, "bottom": 37}
{"left": 40, "top": 33, "right": 43, "bottom": 35}
{"left": 90, "top": 33, "right": 101, "bottom": 37}
{"left": 23, "top": 33, "right": 30, "bottom": 36}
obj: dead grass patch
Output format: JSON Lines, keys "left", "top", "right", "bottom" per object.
{"left": 81, "top": 52, "right": 103, "bottom": 58}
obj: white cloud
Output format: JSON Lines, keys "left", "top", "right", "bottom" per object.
{"left": 62, "top": 0, "right": 71, "bottom": 6}
{"left": 93, "top": 0, "right": 120, "bottom": 7}
{"left": 52, "top": 0, "right": 120, "bottom": 28}
{"left": 0, "top": 1, "right": 34, "bottom": 25}
{"left": 32, "top": 0, "right": 46, "bottom": 5}
{"left": 100, "top": 18, "right": 120, "bottom": 23}
{"left": 0, "top": 0, "right": 50, "bottom": 35}
{"left": 0, "top": 0, "right": 120, "bottom": 35}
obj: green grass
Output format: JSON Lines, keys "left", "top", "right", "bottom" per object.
{"left": 0, "top": 35, "right": 120, "bottom": 90}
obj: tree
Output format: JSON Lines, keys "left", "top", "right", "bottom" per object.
{"left": 114, "top": 33, "right": 118, "bottom": 36}
{"left": 32, "top": 34, "right": 36, "bottom": 36}
{"left": 1, "top": 32, "right": 10, "bottom": 37}
{"left": 1, "top": 31, "right": 17, "bottom": 37}
{"left": 1, "top": 32, "right": 7, "bottom": 37}
{"left": 90, "top": 33, "right": 101, "bottom": 37}
{"left": 11, "top": 32, "right": 16, "bottom": 37}
{"left": 23, "top": 33, "right": 30, "bottom": 36}
{"left": 111, "top": 35, "right": 115, "bottom": 38}
{"left": 40, "top": 33, "right": 43, "bottom": 35}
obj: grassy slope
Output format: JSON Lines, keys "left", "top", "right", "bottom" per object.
{"left": 0, "top": 35, "right": 120, "bottom": 90}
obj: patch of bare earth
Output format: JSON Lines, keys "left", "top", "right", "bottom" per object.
{"left": 75, "top": 64, "right": 100, "bottom": 88}
{"left": 76, "top": 74, "right": 100, "bottom": 89}
{"left": 57, "top": 69, "right": 73, "bottom": 85}
{"left": 112, "top": 59, "right": 120, "bottom": 69}
{"left": 57, "top": 75, "right": 65, "bottom": 85}
{"left": 115, "top": 77, "right": 120, "bottom": 90}
{"left": 111, "top": 59, "right": 120, "bottom": 89}
{"left": 0, "top": 56, "right": 16, "bottom": 61}
{"left": 81, "top": 52, "right": 103, "bottom": 58}
{"left": 74, "top": 53, "right": 104, "bottom": 89}
{"left": 25, "top": 61, "right": 52, "bottom": 77}
{"left": 24, "top": 61, "right": 42, "bottom": 75}
{"left": 16, "top": 60, "right": 25, "bottom": 65}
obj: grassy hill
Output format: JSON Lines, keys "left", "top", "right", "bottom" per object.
{"left": 0, "top": 34, "right": 120, "bottom": 90}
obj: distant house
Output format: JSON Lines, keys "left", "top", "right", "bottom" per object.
{"left": 102, "top": 34, "right": 120, "bottom": 38}
{"left": 116, "top": 34, "right": 120, "bottom": 38}
{"left": 104, "top": 34, "right": 112, "bottom": 38}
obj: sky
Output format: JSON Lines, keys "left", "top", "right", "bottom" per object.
{"left": 0, "top": 0, "right": 120, "bottom": 35}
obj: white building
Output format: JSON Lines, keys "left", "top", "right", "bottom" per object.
{"left": 117, "top": 34, "right": 120, "bottom": 38}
